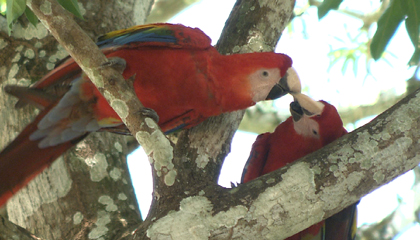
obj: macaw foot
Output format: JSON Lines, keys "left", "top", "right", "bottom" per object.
{"left": 141, "top": 107, "right": 159, "bottom": 124}
{"left": 101, "top": 57, "right": 127, "bottom": 74}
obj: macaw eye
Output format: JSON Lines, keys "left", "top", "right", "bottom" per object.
{"left": 312, "top": 130, "right": 318, "bottom": 135}
{"left": 262, "top": 70, "right": 269, "bottom": 77}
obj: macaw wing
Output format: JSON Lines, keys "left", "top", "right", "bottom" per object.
{"left": 16, "top": 24, "right": 212, "bottom": 104}
{"left": 241, "top": 133, "right": 271, "bottom": 183}
{"left": 97, "top": 23, "right": 212, "bottom": 50}
{"left": 325, "top": 202, "right": 358, "bottom": 240}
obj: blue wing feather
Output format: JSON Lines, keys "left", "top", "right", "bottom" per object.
{"left": 97, "top": 27, "right": 177, "bottom": 49}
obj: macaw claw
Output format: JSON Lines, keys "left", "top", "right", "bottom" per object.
{"left": 140, "top": 107, "right": 160, "bottom": 124}
{"left": 100, "top": 57, "right": 127, "bottom": 74}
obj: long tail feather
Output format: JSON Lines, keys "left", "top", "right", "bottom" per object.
{"left": 0, "top": 105, "right": 86, "bottom": 207}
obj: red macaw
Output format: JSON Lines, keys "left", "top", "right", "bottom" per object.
{"left": 0, "top": 23, "right": 299, "bottom": 207}
{"left": 241, "top": 93, "right": 357, "bottom": 240}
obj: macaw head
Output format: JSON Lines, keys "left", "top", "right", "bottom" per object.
{"left": 290, "top": 93, "right": 347, "bottom": 145}
{"left": 237, "top": 52, "right": 299, "bottom": 103}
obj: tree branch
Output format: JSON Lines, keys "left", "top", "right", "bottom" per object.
{"left": 0, "top": 215, "right": 40, "bottom": 240}
{"left": 26, "top": 0, "right": 170, "bottom": 162}
{"left": 137, "top": 78, "right": 420, "bottom": 240}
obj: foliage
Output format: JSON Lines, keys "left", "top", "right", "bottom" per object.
{"left": 371, "top": 0, "right": 420, "bottom": 65}
{"left": 2, "top": 0, "right": 83, "bottom": 34}
{"left": 318, "top": 0, "right": 420, "bottom": 66}
{"left": 317, "top": 0, "right": 343, "bottom": 19}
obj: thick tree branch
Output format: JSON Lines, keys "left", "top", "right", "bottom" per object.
{"left": 0, "top": 1, "right": 151, "bottom": 239}
{"left": 0, "top": 216, "right": 39, "bottom": 240}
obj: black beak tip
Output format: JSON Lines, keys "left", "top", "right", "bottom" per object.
{"left": 290, "top": 101, "right": 303, "bottom": 121}
{"left": 266, "top": 84, "right": 287, "bottom": 100}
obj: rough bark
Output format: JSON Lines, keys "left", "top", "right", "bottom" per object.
{"left": 1, "top": 0, "right": 419, "bottom": 239}
{"left": 0, "top": 215, "right": 38, "bottom": 240}
{"left": 1, "top": 0, "right": 153, "bottom": 239}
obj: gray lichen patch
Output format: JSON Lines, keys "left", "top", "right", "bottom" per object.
{"left": 8, "top": 63, "right": 19, "bottom": 79}
{"left": 88, "top": 210, "right": 111, "bottom": 239}
{"left": 84, "top": 67, "right": 104, "bottom": 88}
{"left": 40, "top": 1, "right": 52, "bottom": 15}
{"left": 109, "top": 167, "right": 122, "bottom": 181}
{"left": 136, "top": 126, "right": 175, "bottom": 185}
{"left": 85, "top": 153, "right": 109, "bottom": 182}
{"left": 247, "top": 31, "right": 271, "bottom": 52}
{"left": 147, "top": 196, "right": 247, "bottom": 239}
{"left": 373, "top": 171, "right": 385, "bottom": 184}
{"left": 114, "top": 142, "right": 122, "bottom": 152}
{"left": 321, "top": 170, "right": 362, "bottom": 212}
{"left": 118, "top": 193, "right": 128, "bottom": 201}
{"left": 354, "top": 131, "right": 379, "bottom": 155}
{"left": 195, "top": 148, "right": 210, "bottom": 169}
{"left": 24, "top": 49, "right": 35, "bottom": 59}
{"left": 145, "top": 117, "right": 157, "bottom": 129}
{"left": 164, "top": 169, "right": 177, "bottom": 186}
{"left": 73, "top": 211, "right": 84, "bottom": 225}
{"left": 8, "top": 17, "right": 48, "bottom": 40}
{"left": 0, "top": 38, "right": 8, "bottom": 50}
{"left": 98, "top": 195, "right": 118, "bottom": 212}
{"left": 110, "top": 99, "right": 129, "bottom": 119}
{"left": 11, "top": 53, "right": 21, "bottom": 62}
{"left": 249, "top": 162, "right": 324, "bottom": 239}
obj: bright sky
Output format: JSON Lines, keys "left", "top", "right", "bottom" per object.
{"left": 128, "top": 0, "right": 419, "bottom": 237}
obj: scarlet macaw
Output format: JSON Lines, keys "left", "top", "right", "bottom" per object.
{"left": 0, "top": 23, "right": 299, "bottom": 206}
{"left": 241, "top": 93, "right": 357, "bottom": 240}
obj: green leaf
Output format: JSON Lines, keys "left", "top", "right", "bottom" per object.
{"left": 318, "top": 0, "right": 344, "bottom": 19}
{"left": 24, "top": 7, "right": 37, "bottom": 26}
{"left": 401, "top": 0, "right": 420, "bottom": 65}
{"left": 371, "top": 0, "right": 405, "bottom": 60}
{"left": 401, "top": 0, "right": 420, "bottom": 47}
{"left": 6, "top": 0, "right": 26, "bottom": 35}
{"left": 57, "top": 0, "right": 84, "bottom": 20}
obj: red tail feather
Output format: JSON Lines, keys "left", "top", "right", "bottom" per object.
{"left": 0, "top": 105, "right": 86, "bottom": 207}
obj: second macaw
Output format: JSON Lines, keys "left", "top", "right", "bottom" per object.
{"left": 241, "top": 93, "right": 357, "bottom": 240}
{"left": 0, "top": 23, "right": 299, "bottom": 207}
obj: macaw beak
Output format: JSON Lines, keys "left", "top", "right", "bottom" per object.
{"left": 290, "top": 100, "right": 304, "bottom": 121}
{"left": 266, "top": 67, "right": 301, "bottom": 100}
{"left": 266, "top": 76, "right": 289, "bottom": 100}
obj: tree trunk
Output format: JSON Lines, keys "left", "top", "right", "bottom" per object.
{"left": 0, "top": 0, "right": 153, "bottom": 239}
{"left": 2, "top": 0, "right": 420, "bottom": 239}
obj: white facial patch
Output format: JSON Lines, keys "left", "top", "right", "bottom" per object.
{"left": 248, "top": 68, "right": 281, "bottom": 102}
{"left": 293, "top": 115, "right": 320, "bottom": 139}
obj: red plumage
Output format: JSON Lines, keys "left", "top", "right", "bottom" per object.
{"left": 242, "top": 95, "right": 356, "bottom": 240}
{"left": 0, "top": 23, "right": 296, "bottom": 206}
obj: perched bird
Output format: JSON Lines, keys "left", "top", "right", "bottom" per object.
{"left": 242, "top": 93, "right": 356, "bottom": 240}
{"left": 0, "top": 23, "right": 299, "bottom": 206}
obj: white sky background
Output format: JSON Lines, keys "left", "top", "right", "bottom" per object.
{"left": 128, "top": 0, "right": 419, "bottom": 238}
